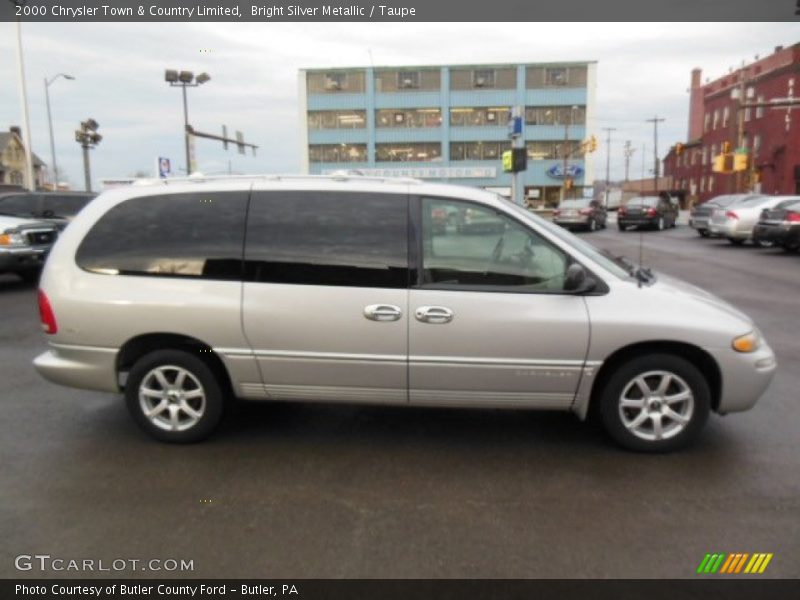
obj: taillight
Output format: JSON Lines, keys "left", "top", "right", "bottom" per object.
{"left": 38, "top": 289, "right": 58, "bottom": 334}
{"left": 646, "top": 208, "right": 657, "bottom": 216}
{"left": 786, "top": 211, "right": 800, "bottom": 223}
{"left": 579, "top": 208, "right": 592, "bottom": 215}
{"left": 726, "top": 211, "right": 739, "bottom": 220}
{"left": 619, "top": 207, "right": 627, "bottom": 215}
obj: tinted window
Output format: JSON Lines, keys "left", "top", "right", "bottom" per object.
{"left": 76, "top": 192, "right": 248, "bottom": 279}
{"left": 421, "top": 197, "right": 569, "bottom": 292}
{"left": 41, "top": 194, "right": 93, "bottom": 218}
{"left": 244, "top": 191, "right": 408, "bottom": 288}
{"left": 0, "top": 194, "right": 39, "bottom": 216}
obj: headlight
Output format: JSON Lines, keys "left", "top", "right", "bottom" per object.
{"left": 732, "top": 331, "right": 761, "bottom": 353}
{"left": 0, "top": 232, "right": 27, "bottom": 247}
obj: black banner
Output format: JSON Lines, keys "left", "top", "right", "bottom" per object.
{"left": 4, "top": 580, "right": 800, "bottom": 600}
{"left": 0, "top": 0, "right": 798, "bottom": 22}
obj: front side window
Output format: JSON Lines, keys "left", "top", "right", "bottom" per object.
{"left": 75, "top": 192, "right": 249, "bottom": 279}
{"left": 420, "top": 197, "right": 569, "bottom": 292}
{"left": 0, "top": 193, "right": 39, "bottom": 217}
{"left": 244, "top": 192, "right": 408, "bottom": 289}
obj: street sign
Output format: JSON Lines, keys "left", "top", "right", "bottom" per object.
{"left": 546, "top": 164, "right": 584, "bottom": 179}
{"left": 157, "top": 157, "right": 171, "bottom": 178}
{"left": 507, "top": 116, "right": 522, "bottom": 139}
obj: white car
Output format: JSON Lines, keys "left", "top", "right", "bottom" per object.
{"left": 709, "top": 195, "right": 798, "bottom": 245}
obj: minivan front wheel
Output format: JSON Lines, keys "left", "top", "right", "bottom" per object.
{"left": 125, "top": 350, "right": 224, "bottom": 443}
{"left": 599, "top": 354, "right": 710, "bottom": 452}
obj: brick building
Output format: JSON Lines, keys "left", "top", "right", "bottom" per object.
{"left": 664, "top": 43, "right": 800, "bottom": 204}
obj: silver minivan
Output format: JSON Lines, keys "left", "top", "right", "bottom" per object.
{"left": 34, "top": 175, "right": 777, "bottom": 451}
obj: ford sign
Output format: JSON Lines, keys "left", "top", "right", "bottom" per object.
{"left": 547, "top": 164, "right": 584, "bottom": 179}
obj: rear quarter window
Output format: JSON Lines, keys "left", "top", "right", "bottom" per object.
{"left": 75, "top": 192, "right": 248, "bottom": 280}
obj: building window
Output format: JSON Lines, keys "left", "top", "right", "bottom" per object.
{"left": 376, "top": 108, "right": 441, "bottom": 128}
{"left": 753, "top": 134, "right": 762, "bottom": 153}
{"left": 450, "top": 141, "right": 511, "bottom": 161}
{"left": 525, "top": 106, "right": 585, "bottom": 126}
{"left": 702, "top": 147, "right": 707, "bottom": 165}
{"left": 756, "top": 96, "right": 765, "bottom": 118}
{"left": 397, "top": 71, "right": 420, "bottom": 89}
{"left": 691, "top": 150, "right": 698, "bottom": 166}
{"left": 375, "top": 69, "right": 440, "bottom": 93}
{"left": 308, "top": 144, "right": 367, "bottom": 163}
{"left": 711, "top": 143, "right": 718, "bottom": 159}
{"left": 526, "top": 141, "right": 581, "bottom": 160}
{"left": 450, "top": 107, "right": 511, "bottom": 127}
{"left": 545, "top": 67, "right": 568, "bottom": 86}
{"left": 713, "top": 109, "right": 720, "bottom": 130}
{"left": 722, "top": 106, "right": 730, "bottom": 128}
{"left": 744, "top": 106, "right": 751, "bottom": 121}
{"left": 704, "top": 113, "right": 711, "bottom": 133}
{"left": 473, "top": 69, "right": 496, "bottom": 88}
{"left": 306, "top": 71, "right": 366, "bottom": 93}
{"left": 375, "top": 143, "right": 441, "bottom": 162}
{"left": 708, "top": 176, "right": 714, "bottom": 193}
{"left": 307, "top": 110, "right": 366, "bottom": 130}
{"left": 9, "top": 171, "right": 23, "bottom": 186}
{"left": 700, "top": 176, "right": 705, "bottom": 193}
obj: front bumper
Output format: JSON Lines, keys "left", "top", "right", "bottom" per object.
{"left": 0, "top": 246, "right": 49, "bottom": 273}
{"left": 707, "top": 342, "right": 777, "bottom": 413}
{"left": 34, "top": 344, "right": 120, "bottom": 393}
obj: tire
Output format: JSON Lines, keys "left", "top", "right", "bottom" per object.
{"left": 782, "top": 238, "right": 800, "bottom": 253}
{"left": 728, "top": 238, "right": 745, "bottom": 246}
{"left": 588, "top": 218, "right": 597, "bottom": 232}
{"left": 598, "top": 354, "right": 711, "bottom": 453}
{"left": 125, "top": 349, "right": 225, "bottom": 443}
{"left": 699, "top": 229, "right": 709, "bottom": 237}
{"left": 657, "top": 217, "right": 665, "bottom": 231}
{"left": 17, "top": 269, "right": 41, "bottom": 284}
{"left": 618, "top": 223, "right": 626, "bottom": 232}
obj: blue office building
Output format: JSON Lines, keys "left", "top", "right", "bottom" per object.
{"left": 299, "top": 61, "right": 597, "bottom": 205}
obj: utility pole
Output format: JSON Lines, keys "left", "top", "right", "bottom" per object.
{"left": 646, "top": 116, "right": 665, "bottom": 195}
{"left": 602, "top": 127, "right": 616, "bottom": 206}
{"left": 75, "top": 119, "right": 102, "bottom": 192}
{"left": 734, "top": 65, "right": 748, "bottom": 193}
{"left": 12, "top": 3, "right": 35, "bottom": 190}
{"left": 623, "top": 140, "right": 635, "bottom": 182}
{"left": 560, "top": 105, "right": 579, "bottom": 202}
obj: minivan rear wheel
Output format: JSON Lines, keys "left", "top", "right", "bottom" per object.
{"left": 598, "top": 354, "right": 710, "bottom": 452}
{"left": 125, "top": 349, "right": 224, "bottom": 443}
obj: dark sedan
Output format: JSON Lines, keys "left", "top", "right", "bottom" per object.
{"left": 752, "top": 198, "right": 800, "bottom": 252}
{"left": 618, "top": 195, "right": 678, "bottom": 231}
{"left": 552, "top": 198, "right": 607, "bottom": 232}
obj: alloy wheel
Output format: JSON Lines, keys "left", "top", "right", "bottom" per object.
{"left": 618, "top": 370, "right": 694, "bottom": 442}
{"left": 138, "top": 365, "right": 206, "bottom": 432}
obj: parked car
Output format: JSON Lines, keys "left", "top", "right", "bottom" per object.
{"left": 552, "top": 198, "right": 607, "bottom": 232}
{"left": 689, "top": 194, "right": 758, "bottom": 237}
{"left": 618, "top": 195, "right": 678, "bottom": 231}
{"left": 709, "top": 195, "right": 797, "bottom": 246}
{"left": 34, "top": 175, "right": 776, "bottom": 452}
{"left": 0, "top": 214, "right": 59, "bottom": 282}
{"left": 0, "top": 191, "right": 96, "bottom": 230}
{"left": 752, "top": 198, "right": 800, "bottom": 252}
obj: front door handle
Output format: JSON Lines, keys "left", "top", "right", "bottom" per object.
{"left": 364, "top": 304, "right": 402, "bottom": 322}
{"left": 415, "top": 306, "right": 454, "bottom": 324}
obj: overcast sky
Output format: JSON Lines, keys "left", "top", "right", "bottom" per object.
{"left": 0, "top": 22, "right": 797, "bottom": 189}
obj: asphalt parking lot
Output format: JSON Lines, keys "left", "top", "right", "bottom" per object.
{"left": 1, "top": 217, "right": 798, "bottom": 579}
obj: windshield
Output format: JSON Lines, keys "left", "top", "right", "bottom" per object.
{"left": 0, "top": 194, "right": 38, "bottom": 217}
{"left": 559, "top": 199, "right": 590, "bottom": 208}
{"left": 499, "top": 197, "right": 632, "bottom": 279}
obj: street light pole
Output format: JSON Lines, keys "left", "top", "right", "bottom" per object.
{"left": 602, "top": 127, "right": 616, "bottom": 206}
{"left": 182, "top": 84, "right": 190, "bottom": 177}
{"left": 165, "top": 69, "right": 210, "bottom": 175}
{"left": 44, "top": 73, "right": 75, "bottom": 189}
{"left": 12, "top": 6, "right": 35, "bottom": 190}
{"left": 646, "top": 116, "right": 665, "bottom": 195}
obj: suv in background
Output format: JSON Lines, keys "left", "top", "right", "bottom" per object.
{"left": 0, "top": 213, "right": 59, "bottom": 282}
{"left": 0, "top": 191, "right": 96, "bottom": 230}
{"left": 33, "top": 175, "right": 775, "bottom": 452}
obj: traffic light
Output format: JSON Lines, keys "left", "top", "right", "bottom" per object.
{"left": 712, "top": 153, "right": 734, "bottom": 173}
{"left": 502, "top": 150, "right": 513, "bottom": 173}
{"left": 590, "top": 135, "right": 597, "bottom": 152}
{"left": 502, "top": 148, "right": 527, "bottom": 173}
{"left": 675, "top": 143, "right": 684, "bottom": 155}
{"left": 565, "top": 178, "right": 574, "bottom": 190}
{"left": 733, "top": 152, "right": 749, "bottom": 172}
{"left": 722, "top": 141, "right": 732, "bottom": 154}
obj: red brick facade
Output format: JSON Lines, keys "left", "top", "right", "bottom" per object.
{"left": 665, "top": 43, "right": 800, "bottom": 204}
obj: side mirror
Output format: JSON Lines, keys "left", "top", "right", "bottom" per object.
{"left": 564, "top": 263, "right": 596, "bottom": 294}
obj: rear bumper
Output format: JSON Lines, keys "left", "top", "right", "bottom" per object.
{"left": 33, "top": 344, "right": 119, "bottom": 393}
{"left": 689, "top": 216, "right": 710, "bottom": 230}
{"left": 706, "top": 342, "right": 777, "bottom": 413}
{"left": 619, "top": 217, "right": 657, "bottom": 227}
{"left": 553, "top": 218, "right": 590, "bottom": 228}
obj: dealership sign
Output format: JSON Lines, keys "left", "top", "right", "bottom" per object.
{"left": 546, "top": 164, "right": 584, "bottom": 179}
{"left": 323, "top": 167, "right": 497, "bottom": 179}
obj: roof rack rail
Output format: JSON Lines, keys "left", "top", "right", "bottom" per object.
{"left": 130, "top": 172, "right": 423, "bottom": 186}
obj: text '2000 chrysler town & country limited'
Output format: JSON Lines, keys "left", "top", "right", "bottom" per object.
{"left": 33, "top": 174, "right": 776, "bottom": 451}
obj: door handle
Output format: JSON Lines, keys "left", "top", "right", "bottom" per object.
{"left": 415, "top": 306, "right": 454, "bottom": 324}
{"left": 364, "top": 304, "right": 402, "bottom": 322}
